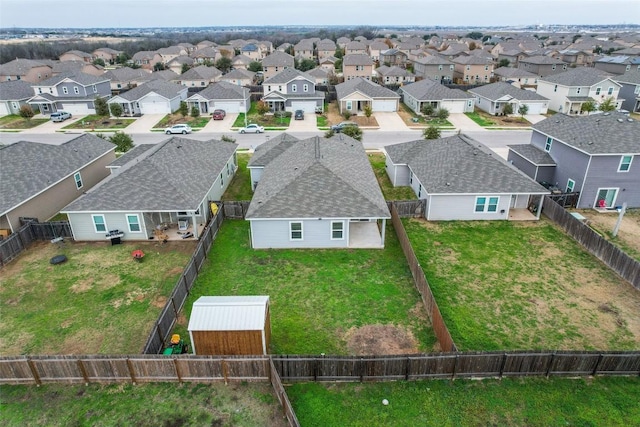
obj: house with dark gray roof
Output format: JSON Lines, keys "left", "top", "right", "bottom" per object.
{"left": 247, "top": 133, "right": 299, "bottom": 190}
{"left": 173, "top": 65, "right": 221, "bottom": 87}
{"left": 246, "top": 134, "right": 390, "bottom": 249}
{"left": 107, "top": 79, "right": 187, "bottom": 116}
{"left": 493, "top": 66, "right": 539, "bottom": 89}
{"left": 262, "top": 68, "right": 324, "bottom": 113}
{"left": 375, "top": 65, "right": 415, "bottom": 85}
{"left": 335, "top": 77, "right": 399, "bottom": 114}
{"left": 385, "top": 135, "right": 548, "bottom": 221}
{"left": 613, "top": 70, "right": 640, "bottom": 113}
{"left": 219, "top": 68, "right": 255, "bottom": 87}
{"left": 28, "top": 72, "right": 111, "bottom": 116}
{"left": 0, "top": 134, "right": 115, "bottom": 234}
{"left": 261, "top": 51, "right": 294, "bottom": 80}
{"left": 0, "top": 80, "right": 35, "bottom": 116}
{"left": 186, "top": 81, "right": 250, "bottom": 114}
{"left": 400, "top": 79, "right": 474, "bottom": 114}
{"left": 594, "top": 55, "right": 640, "bottom": 75}
{"left": 103, "top": 67, "right": 151, "bottom": 93}
{"left": 409, "top": 55, "right": 455, "bottom": 83}
{"left": 517, "top": 55, "right": 568, "bottom": 77}
{"left": 507, "top": 113, "right": 640, "bottom": 208}
{"left": 62, "top": 136, "right": 238, "bottom": 241}
{"left": 469, "top": 82, "right": 549, "bottom": 115}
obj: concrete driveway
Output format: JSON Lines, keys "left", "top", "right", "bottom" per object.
{"left": 125, "top": 114, "right": 165, "bottom": 133}
{"left": 447, "top": 113, "right": 486, "bottom": 132}
{"left": 202, "top": 113, "right": 238, "bottom": 133}
{"left": 373, "top": 112, "right": 409, "bottom": 131}
{"left": 27, "top": 115, "right": 87, "bottom": 134}
{"left": 287, "top": 113, "right": 318, "bottom": 131}
{"left": 525, "top": 114, "right": 547, "bottom": 124}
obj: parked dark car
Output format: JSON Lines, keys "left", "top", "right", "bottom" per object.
{"left": 331, "top": 121, "right": 358, "bottom": 133}
{"left": 212, "top": 109, "right": 226, "bottom": 120}
{"left": 294, "top": 110, "right": 304, "bottom": 120}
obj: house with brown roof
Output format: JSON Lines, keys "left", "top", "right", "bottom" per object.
{"left": 59, "top": 50, "right": 93, "bottom": 63}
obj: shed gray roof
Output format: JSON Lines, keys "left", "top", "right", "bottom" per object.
{"left": 179, "top": 65, "right": 221, "bottom": 80}
{"left": 400, "top": 79, "right": 472, "bottom": 101}
{"left": 385, "top": 135, "right": 548, "bottom": 195}
{"left": 261, "top": 51, "right": 294, "bottom": 67}
{"left": 111, "top": 79, "right": 185, "bottom": 101}
{"left": 507, "top": 144, "right": 556, "bottom": 166}
{"left": 343, "top": 53, "right": 373, "bottom": 66}
{"left": 187, "top": 81, "right": 249, "bottom": 101}
{"left": 62, "top": 137, "right": 237, "bottom": 212}
{"left": 263, "top": 67, "right": 314, "bottom": 85}
{"left": 336, "top": 78, "right": 399, "bottom": 100}
{"left": 0, "top": 80, "right": 35, "bottom": 100}
{"left": 532, "top": 113, "right": 640, "bottom": 155}
{"left": 246, "top": 135, "right": 390, "bottom": 219}
{"left": 469, "top": 82, "right": 549, "bottom": 101}
{"left": 540, "top": 67, "right": 614, "bottom": 86}
{"left": 0, "top": 134, "right": 115, "bottom": 215}
{"left": 247, "top": 133, "right": 299, "bottom": 167}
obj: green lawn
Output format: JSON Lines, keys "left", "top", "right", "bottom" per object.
{"left": 175, "top": 220, "right": 436, "bottom": 355}
{"left": 0, "top": 115, "right": 49, "bottom": 129}
{"left": 222, "top": 152, "right": 253, "bottom": 201}
{"left": 1, "top": 382, "right": 287, "bottom": 427}
{"left": 287, "top": 376, "right": 640, "bottom": 427}
{"left": 0, "top": 241, "right": 194, "bottom": 355}
{"left": 152, "top": 114, "right": 210, "bottom": 129}
{"left": 465, "top": 111, "right": 496, "bottom": 126}
{"left": 61, "top": 115, "right": 135, "bottom": 130}
{"left": 232, "top": 102, "right": 291, "bottom": 128}
{"left": 316, "top": 114, "right": 328, "bottom": 128}
{"left": 403, "top": 219, "right": 640, "bottom": 351}
{"left": 368, "top": 152, "right": 416, "bottom": 200}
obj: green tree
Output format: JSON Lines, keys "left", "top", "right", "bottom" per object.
{"left": 93, "top": 58, "right": 105, "bottom": 67}
{"left": 334, "top": 48, "right": 344, "bottom": 59}
{"left": 572, "top": 34, "right": 581, "bottom": 43}
{"left": 116, "top": 52, "right": 130, "bottom": 65}
{"left": 498, "top": 59, "right": 510, "bottom": 68}
{"left": 421, "top": 104, "right": 434, "bottom": 116}
{"left": 466, "top": 32, "right": 484, "bottom": 40}
{"left": 435, "top": 107, "right": 449, "bottom": 120}
{"left": 109, "top": 132, "right": 134, "bottom": 152}
{"left": 581, "top": 100, "right": 596, "bottom": 115}
{"left": 517, "top": 104, "right": 529, "bottom": 119}
{"left": 153, "top": 62, "right": 165, "bottom": 71}
{"left": 248, "top": 61, "right": 263, "bottom": 72}
{"left": 94, "top": 96, "right": 110, "bottom": 116}
{"left": 178, "top": 101, "right": 188, "bottom": 117}
{"left": 190, "top": 106, "right": 200, "bottom": 118}
{"left": 502, "top": 103, "right": 514, "bottom": 116}
{"left": 423, "top": 125, "right": 441, "bottom": 140}
{"left": 341, "top": 125, "right": 363, "bottom": 141}
{"left": 334, "top": 58, "right": 342, "bottom": 71}
{"left": 363, "top": 104, "right": 372, "bottom": 120}
{"left": 181, "top": 63, "right": 191, "bottom": 74}
{"left": 297, "top": 58, "right": 317, "bottom": 72}
{"left": 19, "top": 105, "right": 34, "bottom": 121}
{"left": 599, "top": 97, "right": 616, "bottom": 112}
{"left": 215, "top": 57, "right": 232, "bottom": 73}
{"left": 256, "top": 101, "right": 270, "bottom": 116}
{"left": 109, "top": 103, "right": 123, "bottom": 118}
{"left": 220, "top": 135, "right": 236, "bottom": 143}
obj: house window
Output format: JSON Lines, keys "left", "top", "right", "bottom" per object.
{"left": 290, "top": 222, "right": 303, "bottom": 240}
{"left": 303, "top": 84, "right": 308, "bottom": 92}
{"left": 566, "top": 179, "right": 575, "bottom": 193}
{"left": 73, "top": 172, "right": 83, "bottom": 189}
{"left": 74, "top": 86, "right": 79, "bottom": 94}
{"left": 484, "top": 65, "right": 489, "bottom": 71}
{"left": 278, "top": 86, "right": 282, "bottom": 91}
{"left": 126, "top": 214, "right": 141, "bottom": 232}
{"left": 438, "top": 65, "right": 443, "bottom": 70}
{"left": 595, "top": 188, "right": 618, "bottom": 208}
{"left": 292, "top": 84, "right": 297, "bottom": 92}
{"left": 331, "top": 221, "right": 344, "bottom": 240}
{"left": 544, "top": 137, "right": 552, "bottom": 152}
{"left": 418, "top": 184, "right": 422, "bottom": 198}
{"left": 92, "top": 215, "right": 107, "bottom": 233}
{"left": 618, "top": 155, "right": 633, "bottom": 172}
{"left": 38, "top": 88, "right": 42, "bottom": 94}
{"left": 62, "top": 87, "right": 69, "bottom": 94}
{"left": 11, "top": 102, "right": 18, "bottom": 109}
{"left": 607, "top": 87, "right": 614, "bottom": 95}
{"left": 626, "top": 65, "right": 632, "bottom": 71}
{"left": 563, "top": 64, "right": 567, "bottom": 70}
{"left": 466, "top": 65, "right": 470, "bottom": 71}
{"left": 92, "top": 85, "right": 97, "bottom": 93}
{"left": 450, "top": 65, "right": 454, "bottom": 70}
{"left": 475, "top": 196, "right": 499, "bottom": 212}
{"left": 268, "top": 85, "right": 271, "bottom": 92}
{"left": 409, "top": 171, "right": 413, "bottom": 185}
{"left": 595, "top": 87, "right": 601, "bottom": 95}
{"left": 346, "top": 100, "right": 352, "bottom": 110}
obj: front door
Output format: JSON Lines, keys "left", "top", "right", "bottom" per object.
{"left": 595, "top": 188, "right": 618, "bottom": 208}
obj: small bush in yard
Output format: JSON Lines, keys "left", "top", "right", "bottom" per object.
{"left": 109, "top": 103, "right": 123, "bottom": 118}
{"left": 19, "top": 105, "right": 34, "bottom": 120}
{"left": 190, "top": 106, "right": 200, "bottom": 118}
{"left": 423, "top": 125, "right": 441, "bottom": 140}
{"left": 109, "top": 132, "right": 134, "bottom": 152}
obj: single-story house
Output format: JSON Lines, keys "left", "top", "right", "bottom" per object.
{"left": 335, "top": 77, "right": 400, "bottom": 114}
{"left": 247, "top": 133, "right": 300, "bottom": 190}
{"left": 246, "top": 134, "right": 391, "bottom": 249}
{"left": 220, "top": 68, "right": 255, "bottom": 87}
{"left": 0, "top": 134, "right": 116, "bottom": 234}
{"left": 400, "top": 79, "right": 474, "bottom": 114}
{"left": 61, "top": 137, "right": 238, "bottom": 241}
{"left": 375, "top": 65, "right": 416, "bottom": 85}
{"left": 469, "top": 82, "right": 549, "bottom": 115}
{"left": 0, "top": 80, "right": 34, "bottom": 116}
{"left": 186, "top": 81, "right": 250, "bottom": 114}
{"left": 384, "top": 135, "right": 549, "bottom": 221}
{"left": 107, "top": 80, "right": 188, "bottom": 116}
{"left": 173, "top": 65, "right": 221, "bottom": 87}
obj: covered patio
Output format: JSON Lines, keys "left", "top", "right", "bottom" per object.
{"left": 348, "top": 220, "right": 386, "bottom": 249}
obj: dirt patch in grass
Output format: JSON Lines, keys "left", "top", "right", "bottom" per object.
{"left": 573, "top": 208, "right": 640, "bottom": 260}
{"left": 326, "top": 102, "right": 378, "bottom": 127}
{"left": 345, "top": 324, "right": 420, "bottom": 355}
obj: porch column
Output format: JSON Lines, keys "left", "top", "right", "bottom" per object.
{"left": 537, "top": 195, "right": 544, "bottom": 219}
{"left": 191, "top": 213, "right": 199, "bottom": 239}
{"left": 380, "top": 218, "right": 386, "bottom": 246}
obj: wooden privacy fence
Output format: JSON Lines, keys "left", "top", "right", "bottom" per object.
{"left": 390, "top": 203, "right": 457, "bottom": 352}
{"left": 542, "top": 196, "right": 640, "bottom": 289}
{"left": 222, "top": 200, "right": 251, "bottom": 219}
{"left": 0, "top": 221, "right": 72, "bottom": 267}
{"left": 270, "top": 359, "right": 301, "bottom": 427}
{"left": 388, "top": 199, "right": 426, "bottom": 218}
{"left": 142, "top": 210, "right": 225, "bottom": 354}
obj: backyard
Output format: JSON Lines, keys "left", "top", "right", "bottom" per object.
{"left": 287, "top": 376, "right": 640, "bottom": 427}
{"left": 571, "top": 208, "right": 640, "bottom": 261}
{"left": 173, "top": 219, "right": 437, "bottom": 355}
{"left": 1, "top": 382, "right": 287, "bottom": 427}
{"left": 403, "top": 218, "right": 640, "bottom": 351}
{"left": 0, "top": 114, "right": 48, "bottom": 130}
{"left": 368, "top": 152, "right": 417, "bottom": 200}
{"left": 0, "top": 240, "right": 195, "bottom": 355}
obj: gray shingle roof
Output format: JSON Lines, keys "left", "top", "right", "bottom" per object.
{"left": 246, "top": 135, "right": 390, "bottom": 219}
{"left": 35, "top": 72, "right": 108, "bottom": 87}
{"left": 539, "top": 67, "right": 613, "bottom": 86}
{"left": 112, "top": 79, "right": 185, "bottom": 101}
{"left": 336, "top": 78, "right": 399, "bottom": 100}
{"left": 452, "top": 55, "right": 493, "bottom": 65}
{"left": 412, "top": 55, "right": 453, "bottom": 66}
{"left": 0, "top": 134, "right": 115, "bottom": 214}
{"left": 493, "top": 67, "right": 538, "bottom": 79}
{"left": 108, "top": 144, "right": 155, "bottom": 167}
{"left": 0, "top": 80, "right": 34, "bottom": 100}
{"left": 63, "top": 137, "right": 237, "bottom": 212}
{"left": 469, "top": 82, "right": 549, "bottom": 101}
{"left": 519, "top": 56, "right": 566, "bottom": 65}
{"left": 400, "top": 79, "right": 472, "bottom": 101}
{"left": 507, "top": 144, "right": 556, "bottom": 166}
{"left": 247, "top": 133, "right": 300, "bottom": 167}
{"left": 103, "top": 67, "right": 149, "bottom": 82}
{"left": 614, "top": 70, "right": 640, "bottom": 85}
{"left": 179, "top": 65, "right": 221, "bottom": 80}
{"left": 263, "top": 67, "right": 313, "bottom": 85}
{"left": 343, "top": 54, "right": 373, "bottom": 66}
{"left": 187, "top": 81, "right": 249, "bottom": 101}
{"left": 221, "top": 68, "right": 255, "bottom": 80}
{"left": 376, "top": 66, "right": 413, "bottom": 77}
{"left": 385, "top": 135, "right": 548, "bottom": 194}
{"left": 0, "top": 59, "right": 49, "bottom": 76}
{"left": 261, "top": 51, "right": 294, "bottom": 67}
{"left": 532, "top": 113, "right": 640, "bottom": 155}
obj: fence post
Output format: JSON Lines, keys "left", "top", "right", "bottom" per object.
{"left": 546, "top": 353, "right": 555, "bottom": 378}
{"left": 171, "top": 298, "right": 179, "bottom": 318}
{"left": 156, "top": 324, "right": 165, "bottom": 351}
{"left": 405, "top": 357, "right": 410, "bottom": 381}
{"left": 126, "top": 358, "right": 137, "bottom": 384}
{"left": 77, "top": 359, "right": 90, "bottom": 385}
{"left": 499, "top": 353, "right": 508, "bottom": 378}
{"left": 26, "top": 358, "right": 42, "bottom": 386}
{"left": 359, "top": 357, "right": 364, "bottom": 382}
{"left": 222, "top": 359, "right": 229, "bottom": 385}
{"left": 452, "top": 354, "right": 459, "bottom": 380}
{"left": 182, "top": 275, "right": 189, "bottom": 296}
{"left": 173, "top": 358, "right": 183, "bottom": 383}
{"left": 592, "top": 354, "right": 604, "bottom": 376}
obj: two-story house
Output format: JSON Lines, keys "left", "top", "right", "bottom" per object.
{"left": 614, "top": 70, "right": 640, "bottom": 113}
{"left": 293, "top": 40, "right": 315, "bottom": 60}
{"left": 261, "top": 51, "right": 295, "bottom": 80}
{"left": 452, "top": 56, "right": 494, "bottom": 84}
{"left": 93, "top": 48, "right": 123, "bottom": 65}
{"left": 28, "top": 72, "right": 111, "bottom": 115}
{"left": 594, "top": 56, "right": 640, "bottom": 76}
{"left": 410, "top": 55, "right": 455, "bottom": 83}
{"left": 508, "top": 113, "right": 640, "bottom": 208}
{"left": 190, "top": 47, "right": 220, "bottom": 64}
{"left": 493, "top": 67, "right": 539, "bottom": 89}
{"left": 558, "top": 49, "right": 593, "bottom": 67}
{"left": 173, "top": 65, "right": 221, "bottom": 88}
{"left": 102, "top": 67, "right": 151, "bottom": 94}
{"left": 367, "top": 41, "right": 389, "bottom": 62}
{"left": 517, "top": 56, "right": 568, "bottom": 78}
{"left": 0, "top": 59, "right": 52, "bottom": 83}
{"left": 345, "top": 41, "right": 367, "bottom": 55}
{"left": 157, "top": 46, "right": 188, "bottom": 64}
{"left": 240, "top": 43, "right": 263, "bottom": 61}
{"left": 59, "top": 50, "right": 93, "bottom": 63}
{"left": 342, "top": 54, "right": 374, "bottom": 81}
{"left": 316, "top": 39, "right": 337, "bottom": 60}
{"left": 536, "top": 68, "right": 622, "bottom": 115}
{"left": 261, "top": 68, "right": 324, "bottom": 113}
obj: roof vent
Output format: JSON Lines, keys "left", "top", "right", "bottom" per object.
{"left": 617, "top": 118, "right": 624, "bottom": 123}
{"left": 628, "top": 119, "right": 634, "bottom": 122}
{"left": 603, "top": 112, "right": 610, "bottom": 116}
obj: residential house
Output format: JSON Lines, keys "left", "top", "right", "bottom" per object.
{"left": 294, "top": 40, "right": 314, "bottom": 60}
{"left": 508, "top": 113, "right": 640, "bottom": 208}
{"left": 262, "top": 68, "right": 324, "bottom": 113}
{"left": 240, "top": 43, "right": 263, "bottom": 61}
{"left": 220, "top": 68, "right": 255, "bottom": 87}
{"left": 232, "top": 54, "right": 252, "bottom": 70}
{"left": 148, "top": 69, "right": 179, "bottom": 82}
{"left": 367, "top": 41, "right": 389, "bottom": 62}
{"left": 316, "top": 39, "right": 337, "bottom": 60}
{"left": 0, "top": 134, "right": 116, "bottom": 234}
{"left": 336, "top": 37, "right": 351, "bottom": 49}
{"left": 614, "top": 70, "right": 640, "bottom": 113}
{"left": 246, "top": 134, "right": 390, "bottom": 249}
{"left": 518, "top": 56, "right": 568, "bottom": 78}
{"left": 62, "top": 137, "right": 238, "bottom": 241}
{"left": 385, "top": 135, "right": 548, "bottom": 221}
{"left": 452, "top": 55, "right": 494, "bottom": 84}
{"left": 196, "top": 40, "right": 216, "bottom": 50}
{"left": 59, "top": 50, "right": 93, "bottom": 63}
{"left": 438, "top": 44, "right": 470, "bottom": 60}
{"left": 174, "top": 65, "right": 221, "bottom": 88}
{"left": 0, "top": 80, "right": 39, "bottom": 116}
{"left": 186, "top": 81, "right": 250, "bottom": 114}
{"left": 558, "top": 49, "right": 593, "bottom": 66}
{"left": 93, "top": 48, "right": 123, "bottom": 65}
{"left": 342, "top": 54, "right": 374, "bottom": 81}
{"left": 319, "top": 56, "right": 338, "bottom": 73}
{"left": 0, "top": 59, "right": 52, "bottom": 83}
{"left": 177, "top": 42, "right": 196, "bottom": 54}
{"left": 469, "top": 82, "right": 549, "bottom": 115}
{"left": 107, "top": 79, "right": 188, "bottom": 115}
{"left": 307, "top": 67, "right": 329, "bottom": 85}
{"left": 276, "top": 43, "right": 292, "bottom": 53}
{"left": 247, "top": 133, "right": 300, "bottom": 190}
{"left": 379, "top": 49, "right": 408, "bottom": 67}
{"left": 261, "top": 51, "right": 295, "bottom": 80}
{"left": 493, "top": 67, "right": 539, "bottom": 89}
{"left": 497, "top": 49, "right": 526, "bottom": 67}
{"left": 166, "top": 56, "right": 195, "bottom": 74}
{"left": 335, "top": 77, "right": 399, "bottom": 114}
{"left": 157, "top": 46, "right": 188, "bottom": 64}
{"left": 191, "top": 47, "right": 220, "bottom": 64}
{"left": 102, "top": 67, "right": 151, "bottom": 93}
{"left": 345, "top": 41, "right": 368, "bottom": 55}
{"left": 375, "top": 65, "right": 415, "bottom": 85}
{"left": 410, "top": 55, "right": 455, "bottom": 83}
{"left": 536, "top": 68, "right": 621, "bottom": 115}
{"left": 594, "top": 56, "right": 640, "bottom": 75}
{"left": 28, "top": 72, "right": 111, "bottom": 115}
{"left": 132, "top": 51, "right": 164, "bottom": 70}
{"left": 400, "top": 79, "right": 474, "bottom": 114}
{"left": 44, "top": 60, "right": 104, "bottom": 77}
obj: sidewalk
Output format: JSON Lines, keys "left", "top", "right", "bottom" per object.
{"left": 447, "top": 114, "right": 486, "bottom": 132}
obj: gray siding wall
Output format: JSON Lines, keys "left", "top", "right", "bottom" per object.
{"left": 581, "top": 155, "right": 640, "bottom": 208}
{"left": 287, "top": 79, "right": 315, "bottom": 95}
{"left": 250, "top": 218, "right": 349, "bottom": 249}
{"left": 475, "top": 96, "right": 497, "bottom": 114}
{"left": 426, "top": 194, "right": 511, "bottom": 221}
{"left": 531, "top": 130, "right": 590, "bottom": 192}
{"left": 384, "top": 155, "right": 410, "bottom": 186}
{"left": 401, "top": 92, "right": 420, "bottom": 114}
{"left": 68, "top": 211, "right": 147, "bottom": 241}
{"left": 507, "top": 150, "right": 538, "bottom": 180}
{"left": 537, "top": 166, "right": 555, "bottom": 183}
{"left": 618, "top": 83, "right": 639, "bottom": 112}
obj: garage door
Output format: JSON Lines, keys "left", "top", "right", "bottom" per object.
{"left": 372, "top": 99, "right": 398, "bottom": 112}
{"left": 440, "top": 100, "right": 467, "bottom": 114}
{"left": 290, "top": 101, "right": 316, "bottom": 113}
{"left": 0, "top": 103, "right": 9, "bottom": 116}
{"left": 214, "top": 101, "right": 241, "bottom": 113}
{"left": 140, "top": 101, "right": 169, "bottom": 114}
{"left": 523, "top": 102, "right": 546, "bottom": 114}
{"left": 60, "top": 103, "right": 91, "bottom": 115}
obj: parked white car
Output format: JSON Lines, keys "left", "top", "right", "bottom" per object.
{"left": 239, "top": 124, "right": 264, "bottom": 134}
{"left": 165, "top": 124, "right": 192, "bottom": 135}
{"left": 50, "top": 111, "right": 72, "bottom": 122}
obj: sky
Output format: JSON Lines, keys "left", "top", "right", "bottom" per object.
{"left": 0, "top": 0, "right": 638, "bottom": 29}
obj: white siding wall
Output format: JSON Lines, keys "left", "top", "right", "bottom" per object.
{"left": 427, "top": 194, "right": 511, "bottom": 220}
{"left": 250, "top": 219, "right": 349, "bottom": 249}
{"left": 68, "top": 211, "right": 147, "bottom": 241}
{"left": 249, "top": 167, "right": 263, "bottom": 190}
{"left": 384, "top": 156, "right": 410, "bottom": 186}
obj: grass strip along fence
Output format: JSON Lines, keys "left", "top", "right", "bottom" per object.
{"left": 542, "top": 196, "right": 640, "bottom": 289}
{"left": 0, "top": 221, "right": 72, "bottom": 266}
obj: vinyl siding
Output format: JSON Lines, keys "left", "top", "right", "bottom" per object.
{"left": 68, "top": 211, "right": 147, "bottom": 241}
{"left": 427, "top": 194, "right": 510, "bottom": 220}
{"left": 249, "top": 219, "right": 349, "bottom": 249}
{"left": 384, "top": 156, "right": 410, "bottom": 186}
{"left": 582, "top": 155, "right": 640, "bottom": 208}
{"left": 507, "top": 150, "right": 538, "bottom": 180}
{"left": 249, "top": 167, "right": 263, "bottom": 190}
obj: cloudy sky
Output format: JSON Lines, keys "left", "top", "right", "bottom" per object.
{"left": 1, "top": 0, "right": 638, "bottom": 28}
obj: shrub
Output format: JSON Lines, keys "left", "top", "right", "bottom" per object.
{"left": 220, "top": 134, "right": 236, "bottom": 143}
{"left": 256, "top": 101, "right": 270, "bottom": 116}
{"left": 363, "top": 104, "right": 373, "bottom": 119}
{"left": 178, "top": 101, "right": 188, "bottom": 117}
{"left": 19, "top": 105, "right": 34, "bottom": 120}
{"left": 518, "top": 104, "right": 529, "bottom": 118}
{"left": 502, "top": 103, "right": 514, "bottom": 116}
{"left": 435, "top": 107, "right": 449, "bottom": 120}
{"left": 109, "top": 103, "right": 123, "bottom": 118}
{"left": 421, "top": 104, "right": 434, "bottom": 116}
{"left": 190, "top": 106, "right": 200, "bottom": 118}
{"left": 341, "top": 125, "right": 363, "bottom": 141}
{"left": 342, "top": 110, "right": 352, "bottom": 121}
{"left": 109, "top": 132, "right": 134, "bottom": 152}
{"left": 423, "top": 125, "right": 441, "bottom": 140}
{"left": 94, "top": 96, "right": 110, "bottom": 116}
